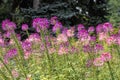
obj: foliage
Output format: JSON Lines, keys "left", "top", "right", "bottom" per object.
{"left": 12, "top": 0, "right": 109, "bottom": 27}
{"left": 107, "top": 0, "right": 120, "bottom": 27}
{"left": 0, "top": 0, "right": 13, "bottom": 22}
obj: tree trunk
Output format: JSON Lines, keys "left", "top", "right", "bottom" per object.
{"left": 33, "top": 0, "right": 40, "bottom": 10}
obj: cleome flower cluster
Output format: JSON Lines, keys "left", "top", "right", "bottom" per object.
{"left": 0, "top": 16, "right": 120, "bottom": 79}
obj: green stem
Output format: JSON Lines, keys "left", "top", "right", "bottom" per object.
{"left": 0, "top": 69, "right": 9, "bottom": 79}
{"left": 107, "top": 62, "right": 114, "bottom": 80}
{"left": 0, "top": 58, "right": 14, "bottom": 80}
{"left": 11, "top": 33, "right": 27, "bottom": 78}
{"left": 26, "top": 30, "right": 30, "bottom": 37}
{"left": 40, "top": 30, "right": 52, "bottom": 71}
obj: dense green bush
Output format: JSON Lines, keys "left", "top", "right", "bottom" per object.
{"left": 107, "top": 0, "right": 120, "bottom": 27}
{"left": 0, "top": 0, "right": 13, "bottom": 22}
{"left": 0, "top": 0, "right": 109, "bottom": 28}
{"left": 17, "top": 0, "right": 109, "bottom": 27}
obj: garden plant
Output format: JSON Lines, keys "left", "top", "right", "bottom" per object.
{"left": 0, "top": 16, "right": 120, "bottom": 80}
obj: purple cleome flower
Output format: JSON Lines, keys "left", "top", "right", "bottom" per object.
{"left": 83, "top": 44, "right": 93, "bottom": 53}
{"left": 77, "top": 24, "right": 85, "bottom": 31}
{"left": 96, "top": 22, "right": 113, "bottom": 34}
{"left": 88, "top": 26, "right": 95, "bottom": 33}
{"left": 4, "top": 48, "right": 18, "bottom": 59}
{"left": 2, "top": 19, "right": 10, "bottom": 30}
{"left": 90, "top": 36, "right": 96, "bottom": 42}
{"left": 22, "top": 41, "right": 32, "bottom": 52}
{"left": 52, "top": 22, "right": 63, "bottom": 33}
{"left": 100, "top": 52, "right": 112, "bottom": 62}
{"left": 103, "top": 22, "right": 113, "bottom": 32}
{"left": 93, "top": 57, "right": 104, "bottom": 67}
{"left": 96, "top": 24, "right": 104, "bottom": 33}
{"left": 77, "top": 29, "right": 90, "bottom": 42}
{"left": 32, "top": 18, "right": 49, "bottom": 32}
{"left": 94, "top": 44, "right": 104, "bottom": 53}
{"left": 22, "top": 24, "right": 28, "bottom": 31}
{"left": 0, "top": 38, "right": 5, "bottom": 47}
{"left": 2, "top": 19, "right": 16, "bottom": 32}
{"left": 50, "top": 16, "right": 58, "bottom": 25}
{"left": 77, "top": 29, "right": 88, "bottom": 38}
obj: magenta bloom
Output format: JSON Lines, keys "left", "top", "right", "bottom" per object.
{"left": 50, "top": 16, "right": 58, "bottom": 25}
{"left": 4, "top": 48, "right": 18, "bottom": 59}
{"left": 86, "top": 59, "right": 93, "bottom": 67}
{"left": 93, "top": 57, "right": 104, "bottom": 67}
{"left": 106, "top": 36, "right": 116, "bottom": 45}
{"left": 117, "top": 36, "right": 120, "bottom": 45}
{"left": 100, "top": 52, "right": 112, "bottom": 62}
{"left": 52, "top": 22, "right": 63, "bottom": 33}
{"left": 0, "top": 38, "right": 5, "bottom": 47}
{"left": 94, "top": 44, "right": 104, "bottom": 53}
{"left": 90, "top": 36, "right": 96, "bottom": 42}
{"left": 3, "top": 31, "right": 11, "bottom": 38}
{"left": 27, "top": 33, "right": 40, "bottom": 42}
{"left": 66, "top": 27, "right": 75, "bottom": 37}
{"left": 96, "top": 24, "right": 103, "bottom": 33}
{"left": 103, "top": 22, "right": 113, "bottom": 32}
{"left": 88, "top": 26, "right": 95, "bottom": 33}
{"left": 2, "top": 19, "right": 10, "bottom": 30}
{"left": 77, "top": 24, "right": 85, "bottom": 31}
{"left": 22, "top": 41, "right": 32, "bottom": 52}
{"left": 77, "top": 29, "right": 88, "bottom": 38}
{"left": 83, "top": 44, "right": 93, "bottom": 53}
{"left": 58, "top": 46, "right": 68, "bottom": 55}
{"left": 57, "top": 33, "right": 68, "bottom": 43}
{"left": 12, "top": 69, "right": 19, "bottom": 78}
{"left": 98, "top": 32, "right": 108, "bottom": 41}
{"left": 32, "top": 18, "right": 49, "bottom": 32}
{"left": 77, "top": 29, "right": 90, "bottom": 43}
{"left": 22, "top": 24, "right": 28, "bottom": 31}
{"left": 2, "top": 19, "right": 16, "bottom": 31}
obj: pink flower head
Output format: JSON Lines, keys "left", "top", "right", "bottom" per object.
{"left": 86, "top": 59, "right": 93, "bottom": 67}
{"left": 2, "top": 19, "right": 10, "bottom": 30}
{"left": 12, "top": 69, "right": 19, "bottom": 78}
{"left": 90, "top": 36, "right": 96, "bottom": 42}
{"left": 77, "top": 24, "right": 85, "bottom": 31}
{"left": 66, "top": 27, "right": 74, "bottom": 37}
{"left": 0, "top": 38, "right": 5, "bottom": 47}
{"left": 93, "top": 57, "right": 104, "bottom": 67}
{"left": 4, "top": 48, "right": 18, "bottom": 59}
{"left": 0, "top": 63, "right": 4, "bottom": 68}
{"left": 58, "top": 46, "right": 68, "bottom": 55}
{"left": 94, "top": 44, "right": 104, "bottom": 53}
{"left": 88, "top": 26, "right": 95, "bottom": 33}
{"left": 52, "top": 22, "right": 63, "bottom": 33}
{"left": 98, "top": 32, "right": 108, "bottom": 41}
{"left": 16, "top": 34, "right": 21, "bottom": 41}
{"left": 117, "top": 37, "right": 120, "bottom": 45}
{"left": 77, "top": 29, "right": 90, "bottom": 44}
{"left": 24, "top": 51, "right": 31, "bottom": 59}
{"left": 27, "top": 33, "right": 40, "bottom": 42}
{"left": 22, "top": 24, "right": 28, "bottom": 31}
{"left": 103, "top": 22, "right": 113, "bottom": 32}
{"left": 32, "top": 18, "right": 49, "bottom": 31}
{"left": 50, "top": 16, "right": 58, "bottom": 25}
{"left": 96, "top": 24, "right": 104, "bottom": 33}
{"left": 100, "top": 52, "right": 112, "bottom": 62}
{"left": 106, "top": 36, "right": 116, "bottom": 45}
{"left": 57, "top": 33, "right": 68, "bottom": 43}
{"left": 83, "top": 44, "right": 93, "bottom": 53}
{"left": 2, "top": 19, "right": 16, "bottom": 31}
{"left": 22, "top": 41, "right": 32, "bottom": 52}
